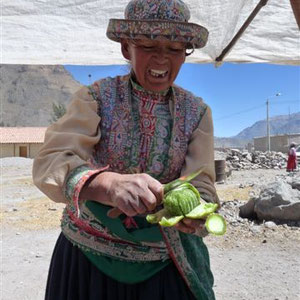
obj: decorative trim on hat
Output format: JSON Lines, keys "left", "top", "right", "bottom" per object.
{"left": 106, "top": 19, "right": 208, "bottom": 49}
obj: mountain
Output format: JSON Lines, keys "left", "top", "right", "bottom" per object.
{"left": 214, "top": 112, "right": 300, "bottom": 148}
{"left": 1, "top": 65, "right": 82, "bottom": 127}
{"left": 214, "top": 137, "right": 249, "bottom": 149}
{"left": 235, "top": 112, "right": 300, "bottom": 139}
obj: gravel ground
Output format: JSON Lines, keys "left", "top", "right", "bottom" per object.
{"left": 1, "top": 158, "right": 300, "bottom": 300}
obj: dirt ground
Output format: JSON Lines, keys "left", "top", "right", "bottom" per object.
{"left": 1, "top": 158, "right": 300, "bottom": 300}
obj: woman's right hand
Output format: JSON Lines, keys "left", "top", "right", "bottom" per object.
{"left": 80, "top": 172, "right": 163, "bottom": 217}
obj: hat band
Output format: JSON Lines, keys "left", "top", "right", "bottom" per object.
{"left": 106, "top": 19, "right": 208, "bottom": 49}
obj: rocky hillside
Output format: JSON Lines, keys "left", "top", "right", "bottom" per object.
{"left": 215, "top": 112, "right": 300, "bottom": 148}
{"left": 236, "top": 112, "right": 300, "bottom": 139}
{"left": 0, "top": 65, "right": 82, "bottom": 127}
{"left": 214, "top": 137, "right": 249, "bottom": 149}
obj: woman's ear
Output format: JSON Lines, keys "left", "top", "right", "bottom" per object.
{"left": 121, "top": 39, "right": 131, "bottom": 60}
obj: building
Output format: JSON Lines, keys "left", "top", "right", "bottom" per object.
{"left": 253, "top": 133, "right": 300, "bottom": 152}
{"left": 0, "top": 127, "right": 47, "bottom": 158}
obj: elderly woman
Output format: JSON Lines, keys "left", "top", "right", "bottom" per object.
{"left": 33, "top": 0, "right": 219, "bottom": 299}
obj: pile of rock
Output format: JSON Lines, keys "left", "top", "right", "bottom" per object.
{"left": 218, "top": 198, "right": 300, "bottom": 238}
{"left": 217, "top": 176, "right": 300, "bottom": 237}
{"left": 215, "top": 149, "right": 287, "bottom": 171}
{"left": 239, "top": 175, "right": 300, "bottom": 222}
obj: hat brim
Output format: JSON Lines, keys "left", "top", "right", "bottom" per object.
{"left": 106, "top": 19, "right": 208, "bottom": 49}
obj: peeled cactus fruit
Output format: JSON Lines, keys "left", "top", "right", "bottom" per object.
{"left": 146, "top": 169, "right": 226, "bottom": 236}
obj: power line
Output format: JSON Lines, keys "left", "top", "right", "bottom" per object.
{"left": 215, "top": 100, "right": 299, "bottom": 121}
{"left": 214, "top": 104, "right": 265, "bottom": 121}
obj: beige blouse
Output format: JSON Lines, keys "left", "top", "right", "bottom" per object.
{"left": 32, "top": 83, "right": 219, "bottom": 205}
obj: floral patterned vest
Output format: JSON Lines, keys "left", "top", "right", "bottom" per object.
{"left": 89, "top": 74, "right": 207, "bottom": 182}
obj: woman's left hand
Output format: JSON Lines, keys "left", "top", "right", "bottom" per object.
{"left": 175, "top": 218, "right": 207, "bottom": 236}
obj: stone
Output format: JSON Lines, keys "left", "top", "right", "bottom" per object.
{"left": 250, "top": 225, "right": 262, "bottom": 234}
{"left": 291, "top": 175, "right": 300, "bottom": 191}
{"left": 264, "top": 221, "right": 277, "bottom": 229}
{"left": 239, "top": 198, "right": 256, "bottom": 219}
{"left": 254, "top": 179, "right": 300, "bottom": 221}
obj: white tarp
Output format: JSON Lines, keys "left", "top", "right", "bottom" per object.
{"left": 1, "top": 0, "right": 299, "bottom": 65}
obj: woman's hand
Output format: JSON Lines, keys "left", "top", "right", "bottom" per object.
{"left": 80, "top": 172, "right": 163, "bottom": 217}
{"left": 175, "top": 218, "right": 208, "bottom": 237}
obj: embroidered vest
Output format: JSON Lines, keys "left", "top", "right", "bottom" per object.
{"left": 90, "top": 74, "right": 207, "bottom": 182}
{"left": 62, "top": 74, "right": 208, "bottom": 262}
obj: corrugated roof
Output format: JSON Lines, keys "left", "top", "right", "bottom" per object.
{"left": 0, "top": 127, "right": 47, "bottom": 144}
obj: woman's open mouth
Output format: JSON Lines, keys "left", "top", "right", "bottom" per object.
{"left": 149, "top": 69, "right": 168, "bottom": 78}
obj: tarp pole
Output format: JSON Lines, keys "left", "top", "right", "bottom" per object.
{"left": 215, "top": 0, "right": 269, "bottom": 64}
{"left": 290, "top": 0, "right": 300, "bottom": 29}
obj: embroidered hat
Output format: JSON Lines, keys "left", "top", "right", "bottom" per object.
{"left": 106, "top": 0, "right": 209, "bottom": 49}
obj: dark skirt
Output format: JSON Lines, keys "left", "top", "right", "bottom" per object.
{"left": 45, "top": 233, "right": 196, "bottom": 300}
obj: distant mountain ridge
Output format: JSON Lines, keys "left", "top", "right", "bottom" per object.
{"left": 235, "top": 112, "right": 300, "bottom": 139}
{"left": 1, "top": 65, "right": 82, "bottom": 127}
{"left": 215, "top": 112, "right": 300, "bottom": 148}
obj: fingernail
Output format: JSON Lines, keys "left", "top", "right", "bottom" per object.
{"left": 184, "top": 219, "right": 191, "bottom": 224}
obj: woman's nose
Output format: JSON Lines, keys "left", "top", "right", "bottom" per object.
{"left": 154, "top": 47, "right": 169, "bottom": 59}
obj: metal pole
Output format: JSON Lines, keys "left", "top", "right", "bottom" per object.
{"left": 288, "top": 107, "right": 291, "bottom": 143}
{"left": 266, "top": 93, "right": 281, "bottom": 152}
{"left": 215, "top": 0, "right": 269, "bottom": 64}
{"left": 266, "top": 98, "right": 270, "bottom": 152}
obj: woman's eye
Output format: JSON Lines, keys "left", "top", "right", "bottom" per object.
{"left": 143, "top": 46, "right": 155, "bottom": 50}
{"left": 169, "top": 48, "right": 184, "bottom": 52}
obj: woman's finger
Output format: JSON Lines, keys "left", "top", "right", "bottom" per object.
{"left": 129, "top": 195, "right": 148, "bottom": 214}
{"left": 139, "top": 192, "right": 158, "bottom": 212}
{"left": 107, "top": 207, "right": 122, "bottom": 218}
{"left": 182, "top": 218, "right": 205, "bottom": 230}
{"left": 148, "top": 183, "right": 164, "bottom": 205}
{"left": 175, "top": 222, "right": 196, "bottom": 234}
{"left": 116, "top": 199, "right": 137, "bottom": 217}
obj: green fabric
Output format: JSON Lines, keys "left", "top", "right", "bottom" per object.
{"left": 179, "top": 233, "right": 215, "bottom": 300}
{"left": 84, "top": 251, "right": 170, "bottom": 284}
{"left": 82, "top": 201, "right": 170, "bottom": 284}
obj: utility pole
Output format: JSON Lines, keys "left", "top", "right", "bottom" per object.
{"left": 266, "top": 98, "right": 270, "bottom": 152}
{"left": 288, "top": 107, "right": 291, "bottom": 146}
{"left": 266, "top": 93, "right": 281, "bottom": 152}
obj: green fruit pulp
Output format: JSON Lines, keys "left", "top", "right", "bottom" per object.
{"left": 205, "top": 213, "right": 227, "bottom": 235}
{"left": 163, "top": 183, "right": 200, "bottom": 216}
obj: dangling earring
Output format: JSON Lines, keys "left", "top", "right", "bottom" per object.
{"left": 185, "top": 44, "right": 195, "bottom": 56}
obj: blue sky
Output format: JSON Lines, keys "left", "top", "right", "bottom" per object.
{"left": 65, "top": 63, "right": 300, "bottom": 138}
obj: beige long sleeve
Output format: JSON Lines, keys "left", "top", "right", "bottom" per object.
{"left": 32, "top": 86, "right": 101, "bottom": 203}
{"left": 181, "top": 105, "right": 219, "bottom": 205}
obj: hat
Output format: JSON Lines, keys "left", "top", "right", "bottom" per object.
{"left": 106, "top": 0, "right": 209, "bottom": 49}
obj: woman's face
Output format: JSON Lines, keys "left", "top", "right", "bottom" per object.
{"left": 121, "top": 39, "right": 186, "bottom": 92}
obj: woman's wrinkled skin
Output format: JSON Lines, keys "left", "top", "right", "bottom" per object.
{"left": 121, "top": 38, "right": 186, "bottom": 92}
{"left": 80, "top": 172, "right": 163, "bottom": 217}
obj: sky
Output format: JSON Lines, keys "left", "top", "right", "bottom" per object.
{"left": 65, "top": 63, "right": 300, "bottom": 138}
